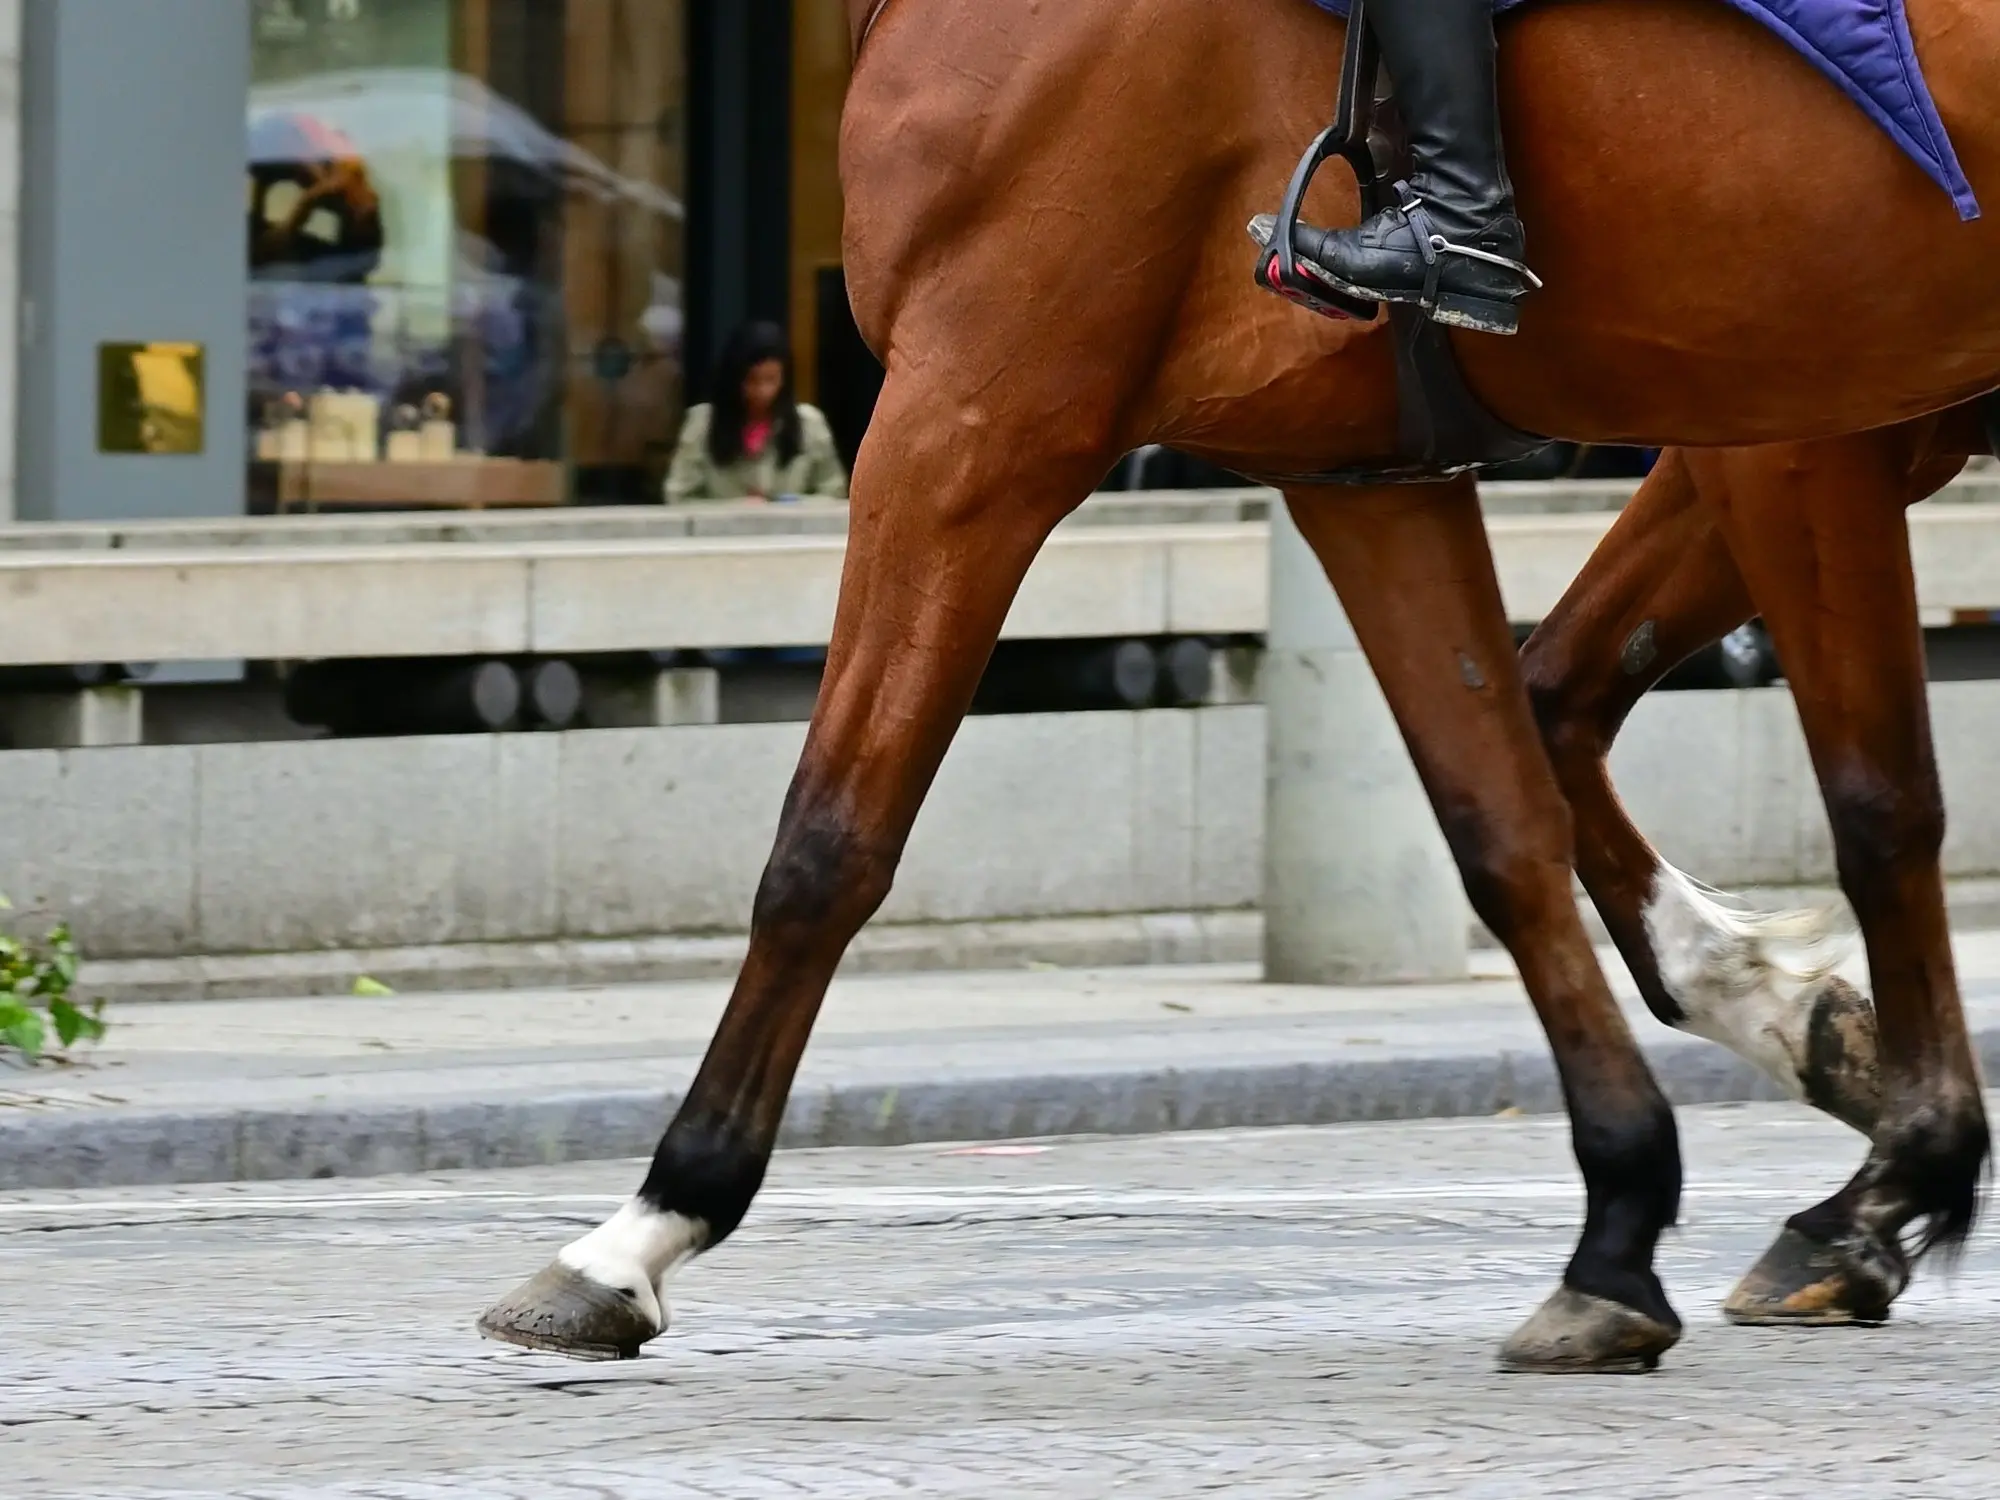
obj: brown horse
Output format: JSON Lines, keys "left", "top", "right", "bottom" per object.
{"left": 477, "top": 0, "right": 1997, "bottom": 1372}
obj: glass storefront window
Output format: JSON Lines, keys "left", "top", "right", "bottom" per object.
{"left": 245, "top": 0, "right": 685, "bottom": 512}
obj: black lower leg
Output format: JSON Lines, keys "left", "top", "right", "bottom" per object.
{"left": 637, "top": 1116, "right": 772, "bottom": 1251}
{"left": 1561, "top": 1084, "right": 1684, "bottom": 1329}
{"left": 1790, "top": 1096, "right": 1989, "bottom": 1261}
{"left": 1820, "top": 761, "right": 1988, "bottom": 1261}
{"left": 1870, "top": 1100, "right": 1990, "bottom": 1259}
{"left": 1439, "top": 803, "right": 1683, "bottom": 1329}
{"left": 637, "top": 791, "right": 895, "bottom": 1250}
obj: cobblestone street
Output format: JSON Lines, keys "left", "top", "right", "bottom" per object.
{"left": 8, "top": 1102, "right": 1998, "bottom": 1498}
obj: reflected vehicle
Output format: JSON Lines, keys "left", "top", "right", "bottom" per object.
{"left": 250, "top": 67, "right": 682, "bottom": 222}
{"left": 246, "top": 67, "right": 683, "bottom": 468}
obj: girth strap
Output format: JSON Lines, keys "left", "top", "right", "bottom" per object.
{"left": 855, "top": 0, "right": 897, "bottom": 61}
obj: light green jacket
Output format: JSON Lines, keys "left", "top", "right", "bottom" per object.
{"left": 663, "top": 403, "right": 850, "bottom": 503}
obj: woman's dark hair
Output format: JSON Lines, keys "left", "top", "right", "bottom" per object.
{"left": 706, "top": 321, "right": 802, "bottom": 467}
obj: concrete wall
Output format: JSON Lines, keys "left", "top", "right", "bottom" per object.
{"left": 0, "top": 708, "right": 1262, "bottom": 960}
{"left": 2, "top": 682, "right": 1999, "bottom": 966}
{"left": 0, "top": 0, "right": 19, "bottom": 523}
{"left": 1611, "top": 677, "right": 2000, "bottom": 886}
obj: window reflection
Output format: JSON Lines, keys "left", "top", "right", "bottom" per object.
{"left": 245, "top": 0, "right": 684, "bottom": 512}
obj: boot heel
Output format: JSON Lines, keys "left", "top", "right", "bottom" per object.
{"left": 1430, "top": 292, "right": 1521, "bottom": 336}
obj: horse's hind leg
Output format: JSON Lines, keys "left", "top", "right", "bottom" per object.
{"left": 1286, "top": 477, "right": 1683, "bottom": 1374}
{"left": 477, "top": 373, "right": 1108, "bottom": 1358}
{"left": 1521, "top": 453, "right": 1878, "bottom": 1133}
{"left": 1679, "top": 434, "right": 1989, "bottom": 1327}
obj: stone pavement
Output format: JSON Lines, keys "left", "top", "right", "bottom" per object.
{"left": 6, "top": 1103, "right": 1998, "bottom": 1498}
{"left": 9, "top": 931, "right": 2000, "bottom": 1191}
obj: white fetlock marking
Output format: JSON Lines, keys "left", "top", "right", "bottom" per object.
{"left": 1642, "top": 862, "right": 1847, "bottom": 1099}
{"left": 557, "top": 1200, "right": 704, "bottom": 1333}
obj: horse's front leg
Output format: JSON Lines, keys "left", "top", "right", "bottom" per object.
{"left": 1286, "top": 477, "right": 1683, "bottom": 1374}
{"left": 478, "top": 372, "right": 1108, "bottom": 1358}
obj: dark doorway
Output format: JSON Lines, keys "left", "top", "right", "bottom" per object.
{"left": 814, "top": 265, "right": 885, "bottom": 470}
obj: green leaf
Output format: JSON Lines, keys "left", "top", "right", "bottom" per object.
{"left": 47, "top": 996, "right": 102, "bottom": 1048}
{"left": 0, "top": 892, "right": 12, "bottom": 909}
{"left": 351, "top": 977, "right": 395, "bottom": 998}
{"left": 0, "top": 903, "right": 97, "bottom": 1058}
{"left": 48, "top": 997, "right": 82, "bottom": 1048}
{"left": 0, "top": 1003, "right": 46, "bottom": 1060}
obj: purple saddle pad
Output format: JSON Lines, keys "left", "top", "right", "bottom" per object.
{"left": 1307, "top": 0, "right": 1976, "bottom": 220}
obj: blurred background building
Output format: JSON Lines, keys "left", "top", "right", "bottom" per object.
{"left": 8, "top": 0, "right": 877, "bottom": 526}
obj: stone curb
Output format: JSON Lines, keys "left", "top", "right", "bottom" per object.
{"left": 8, "top": 1027, "right": 1905, "bottom": 1193}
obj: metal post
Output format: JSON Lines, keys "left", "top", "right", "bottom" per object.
{"left": 1263, "top": 504, "right": 1468, "bottom": 983}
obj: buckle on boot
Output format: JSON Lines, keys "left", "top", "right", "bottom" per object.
{"left": 1398, "top": 183, "right": 1543, "bottom": 317}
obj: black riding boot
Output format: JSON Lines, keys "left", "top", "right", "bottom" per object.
{"left": 1260, "top": 0, "right": 1538, "bottom": 335}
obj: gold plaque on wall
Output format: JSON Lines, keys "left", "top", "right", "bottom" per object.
{"left": 98, "top": 342, "right": 206, "bottom": 455}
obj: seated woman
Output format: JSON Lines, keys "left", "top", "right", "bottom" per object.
{"left": 665, "top": 322, "right": 850, "bottom": 503}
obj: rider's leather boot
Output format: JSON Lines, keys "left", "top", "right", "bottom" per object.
{"left": 1265, "top": 0, "right": 1539, "bottom": 334}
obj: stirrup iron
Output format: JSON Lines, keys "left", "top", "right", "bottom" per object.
{"left": 1250, "top": 0, "right": 1384, "bottom": 321}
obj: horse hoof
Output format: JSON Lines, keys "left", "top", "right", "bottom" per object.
{"left": 476, "top": 1260, "right": 663, "bottom": 1360}
{"left": 1723, "top": 1226, "right": 1898, "bottom": 1327}
{"left": 1798, "top": 977, "right": 1881, "bottom": 1136}
{"left": 1498, "top": 1286, "right": 1681, "bottom": 1374}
